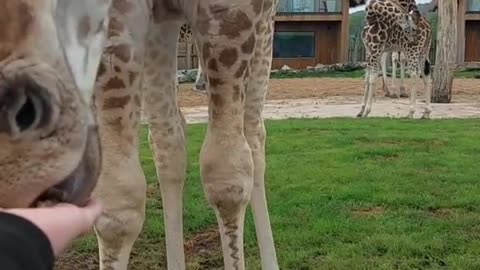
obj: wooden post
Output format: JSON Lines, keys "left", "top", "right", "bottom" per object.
{"left": 432, "top": 0, "right": 458, "bottom": 103}
{"left": 186, "top": 42, "right": 192, "bottom": 69}
{"left": 340, "top": 0, "right": 349, "bottom": 63}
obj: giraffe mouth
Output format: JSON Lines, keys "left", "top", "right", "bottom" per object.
{"left": 31, "top": 125, "right": 102, "bottom": 208}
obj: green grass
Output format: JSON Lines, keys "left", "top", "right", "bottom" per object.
{"left": 64, "top": 118, "right": 480, "bottom": 269}
{"left": 270, "top": 68, "right": 480, "bottom": 80}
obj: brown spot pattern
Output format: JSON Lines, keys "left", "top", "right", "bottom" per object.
{"left": 210, "top": 93, "right": 224, "bottom": 108}
{"left": 219, "top": 48, "right": 238, "bottom": 67}
{"left": 103, "top": 95, "right": 131, "bottom": 109}
{"left": 241, "top": 34, "right": 256, "bottom": 54}
{"left": 219, "top": 10, "right": 253, "bottom": 38}
{"left": 104, "top": 77, "right": 126, "bottom": 91}
{"left": 209, "top": 77, "right": 224, "bottom": 88}
{"left": 208, "top": 58, "right": 219, "bottom": 72}
{"left": 109, "top": 44, "right": 131, "bottom": 63}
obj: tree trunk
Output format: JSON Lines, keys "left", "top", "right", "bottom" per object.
{"left": 432, "top": 0, "right": 458, "bottom": 103}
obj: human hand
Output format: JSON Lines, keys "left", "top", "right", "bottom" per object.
{"left": 3, "top": 199, "right": 103, "bottom": 256}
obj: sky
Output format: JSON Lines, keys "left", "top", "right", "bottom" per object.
{"left": 349, "top": 0, "right": 432, "bottom": 13}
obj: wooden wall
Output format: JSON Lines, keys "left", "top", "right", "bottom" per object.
{"left": 272, "top": 21, "right": 342, "bottom": 69}
{"left": 465, "top": 20, "right": 480, "bottom": 61}
{"left": 177, "top": 42, "right": 199, "bottom": 70}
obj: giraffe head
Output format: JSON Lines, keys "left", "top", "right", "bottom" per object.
{"left": 0, "top": 0, "right": 111, "bottom": 208}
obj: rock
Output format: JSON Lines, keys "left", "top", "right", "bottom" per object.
{"left": 177, "top": 69, "right": 199, "bottom": 83}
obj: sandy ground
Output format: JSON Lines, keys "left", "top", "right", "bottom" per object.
{"left": 177, "top": 78, "right": 480, "bottom": 123}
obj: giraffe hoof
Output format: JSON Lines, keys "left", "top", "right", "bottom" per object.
{"left": 391, "top": 93, "right": 399, "bottom": 99}
{"left": 356, "top": 113, "right": 363, "bottom": 118}
{"left": 400, "top": 93, "right": 409, "bottom": 98}
{"left": 405, "top": 113, "right": 414, "bottom": 119}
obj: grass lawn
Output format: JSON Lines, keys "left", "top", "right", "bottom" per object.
{"left": 58, "top": 118, "right": 480, "bottom": 270}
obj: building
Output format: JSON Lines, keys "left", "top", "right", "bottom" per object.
{"left": 431, "top": 0, "right": 480, "bottom": 64}
{"left": 272, "top": 0, "right": 354, "bottom": 69}
{"left": 459, "top": 0, "right": 480, "bottom": 63}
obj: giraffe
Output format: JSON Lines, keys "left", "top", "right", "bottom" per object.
{"left": 357, "top": 0, "right": 433, "bottom": 119}
{"left": 0, "top": 0, "right": 110, "bottom": 208}
{"left": 381, "top": 50, "right": 408, "bottom": 98}
{"left": 380, "top": 0, "right": 429, "bottom": 99}
{"left": 0, "top": 0, "right": 370, "bottom": 270}
{"left": 93, "top": 1, "right": 281, "bottom": 269}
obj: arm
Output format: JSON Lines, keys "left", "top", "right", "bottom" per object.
{"left": 0, "top": 212, "right": 54, "bottom": 270}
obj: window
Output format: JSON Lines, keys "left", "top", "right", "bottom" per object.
{"left": 273, "top": 32, "right": 315, "bottom": 58}
{"left": 276, "top": 0, "right": 342, "bottom": 13}
{"left": 467, "top": 0, "right": 480, "bottom": 12}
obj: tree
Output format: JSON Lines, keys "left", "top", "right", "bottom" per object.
{"left": 432, "top": 0, "right": 458, "bottom": 103}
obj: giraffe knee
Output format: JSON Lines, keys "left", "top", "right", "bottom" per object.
{"left": 94, "top": 208, "right": 144, "bottom": 266}
{"left": 201, "top": 144, "right": 254, "bottom": 220}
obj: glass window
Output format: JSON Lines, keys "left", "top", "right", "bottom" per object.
{"left": 273, "top": 32, "right": 315, "bottom": 58}
{"left": 277, "top": 0, "right": 342, "bottom": 13}
{"left": 467, "top": 0, "right": 480, "bottom": 12}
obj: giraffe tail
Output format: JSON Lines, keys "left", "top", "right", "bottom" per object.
{"left": 424, "top": 59, "right": 432, "bottom": 76}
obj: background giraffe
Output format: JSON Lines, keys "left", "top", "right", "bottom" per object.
{"left": 380, "top": 0, "right": 429, "bottom": 100}
{"left": 357, "top": 0, "right": 433, "bottom": 119}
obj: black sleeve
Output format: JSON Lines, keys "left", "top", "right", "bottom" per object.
{"left": 0, "top": 212, "right": 54, "bottom": 270}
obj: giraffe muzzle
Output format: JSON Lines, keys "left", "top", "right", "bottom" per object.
{"left": 32, "top": 124, "right": 102, "bottom": 207}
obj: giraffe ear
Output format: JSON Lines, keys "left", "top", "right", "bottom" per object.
{"left": 54, "top": 0, "right": 112, "bottom": 103}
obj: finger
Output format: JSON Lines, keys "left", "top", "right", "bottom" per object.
{"left": 82, "top": 199, "right": 104, "bottom": 224}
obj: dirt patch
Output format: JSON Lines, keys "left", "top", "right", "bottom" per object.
{"left": 185, "top": 227, "right": 223, "bottom": 270}
{"left": 178, "top": 78, "right": 480, "bottom": 108}
{"left": 351, "top": 206, "right": 385, "bottom": 218}
{"left": 55, "top": 249, "right": 98, "bottom": 270}
{"left": 429, "top": 208, "right": 457, "bottom": 219}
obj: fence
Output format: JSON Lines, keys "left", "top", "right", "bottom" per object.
{"left": 177, "top": 41, "right": 199, "bottom": 70}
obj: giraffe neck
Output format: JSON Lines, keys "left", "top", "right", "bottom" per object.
{"left": 365, "top": 0, "right": 413, "bottom": 31}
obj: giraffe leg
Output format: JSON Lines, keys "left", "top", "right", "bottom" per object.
{"left": 363, "top": 71, "right": 377, "bottom": 117}
{"left": 191, "top": 3, "right": 267, "bottom": 269}
{"left": 390, "top": 52, "right": 399, "bottom": 99}
{"left": 193, "top": 58, "right": 207, "bottom": 93}
{"left": 399, "top": 54, "right": 408, "bottom": 98}
{"left": 244, "top": 12, "right": 279, "bottom": 270}
{"left": 421, "top": 72, "right": 432, "bottom": 119}
{"left": 381, "top": 52, "right": 392, "bottom": 97}
{"left": 94, "top": 152, "right": 146, "bottom": 270}
{"left": 92, "top": 3, "right": 151, "bottom": 269}
{"left": 357, "top": 71, "right": 370, "bottom": 117}
{"left": 406, "top": 72, "right": 419, "bottom": 119}
{"left": 143, "top": 18, "right": 187, "bottom": 269}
